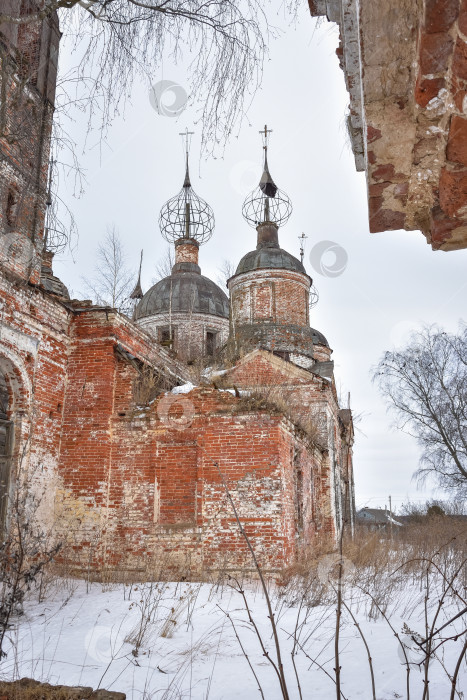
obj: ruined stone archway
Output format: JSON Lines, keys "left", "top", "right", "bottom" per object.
{"left": 0, "top": 368, "right": 13, "bottom": 527}
{"left": 0, "top": 348, "right": 32, "bottom": 530}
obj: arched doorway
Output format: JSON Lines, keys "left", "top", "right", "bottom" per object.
{"left": 0, "top": 369, "right": 13, "bottom": 529}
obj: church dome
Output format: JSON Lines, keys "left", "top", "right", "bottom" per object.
{"left": 135, "top": 263, "right": 229, "bottom": 320}
{"left": 310, "top": 328, "right": 329, "bottom": 347}
{"left": 235, "top": 246, "right": 307, "bottom": 276}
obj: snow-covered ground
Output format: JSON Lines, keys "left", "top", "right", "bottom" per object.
{"left": 1, "top": 576, "right": 465, "bottom": 699}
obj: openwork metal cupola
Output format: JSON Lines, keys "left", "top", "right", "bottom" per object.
{"left": 242, "top": 125, "right": 292, "bottom": 229}
{"left": 159, "top": 129, "right": 214, "bottom": 245}
{"left": 44, "top": 159, "right": 68, "bottom": 255}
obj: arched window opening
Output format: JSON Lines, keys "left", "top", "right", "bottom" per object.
{"left": 5, "top": 185, "right": 19, "bottom": 228}
{"left": 206, "top": 330, "right": 217, "bottom": 356}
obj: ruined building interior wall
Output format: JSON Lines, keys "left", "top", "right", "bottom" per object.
{"left": 309, "top": 0, "right": 467, "bottom": 251}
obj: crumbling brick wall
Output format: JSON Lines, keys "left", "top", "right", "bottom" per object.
{"left": 56, "top": 370, "right": 336, "bottom": 575}
{"left": 0, "top": 2, "right": 60, "bottom": 281}
{"left": 310, "top": 0, "right": 467, "bottom": 250}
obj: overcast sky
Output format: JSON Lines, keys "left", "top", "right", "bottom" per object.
{"left": 53, "top": 2, "right": 467, "bottom": 512}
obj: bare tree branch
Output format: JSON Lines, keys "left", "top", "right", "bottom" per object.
{"left": 373, "top": 325, "right": 467, "bottom": 496}
{"left": 81, "top": 224, "right": 135, "bottom": 314}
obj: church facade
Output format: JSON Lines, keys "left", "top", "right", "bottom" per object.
{"left": 0, "top": 5, "right": 355, "bottom": 576}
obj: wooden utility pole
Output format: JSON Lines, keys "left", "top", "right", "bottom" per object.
{"left": 389, "top": 494, "right": 393, "bottom": 540}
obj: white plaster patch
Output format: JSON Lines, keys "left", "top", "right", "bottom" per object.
{"left": 290, "top": 353, "right": 315, "bottom": 370}
{"left": 0, "top": 322, "right": 39, "bottom": 355}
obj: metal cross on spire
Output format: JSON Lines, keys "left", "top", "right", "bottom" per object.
{"left": 298, "top": 232, "right": 308, "bottom": 264}
{"left": 159, "top": 130, "right": 214, "bottom": 245}
{"left": 260, "top": 124, "right": 273, "bottom": 152}
{"left": 242, "top": 124, "right": 292, "bottom": 228}
{"left": 180, "top": 128, "right": 194, "bottom": 188}
{"left": 43, "top": 158, "right": 68, "bottom": 255}
{"left": 258, "top": 124, "right": 277, "bottom": 200}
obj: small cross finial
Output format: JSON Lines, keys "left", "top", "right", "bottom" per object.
{"left": 299, "top": 232, "right": 308, "bottom": 264}
{"left": 260, "top": 124, "right": 273, "bottom": 151}
{"left": 179, "top": 127, "right": 194, "bottom": 155}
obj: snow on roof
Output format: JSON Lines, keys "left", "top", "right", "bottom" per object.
{"left": 171, "top": 382, "right": 196, "bottom": 394}
{"left": 357, "top": 508, "right": 404, "bottom": 526}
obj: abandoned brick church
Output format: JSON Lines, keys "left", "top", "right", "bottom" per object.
{"left": 0, "top": 4, "right": 355, "bottom": 575}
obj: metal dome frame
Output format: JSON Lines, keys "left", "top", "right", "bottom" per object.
{"left": 242, "top": 124, "right": 293, "bottom": 229}
{"left": 44, "top": 158, "right": 69, "bottom": 255}
{"left": 242, "top": 185, "right": 292, "bottom": 229}
{"left": 159, "top": 129, "right": 215, "bottom": 245}
{"left": 159, "top": 184, "right": 215, "bottom": 245}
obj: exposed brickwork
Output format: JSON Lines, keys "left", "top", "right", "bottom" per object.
{"left": 230, "top": 269, "right": 310, "bottom": 327}
{"left": 0, "top": 2, "right": 60, "bottom": 280}
{"left": 57, "top": 376, "right": 341, "bottom": 572}
{"left": 309, "top": 0, "right": 467, "bottom": 251}
{"left": 0, "top": 2, "right": 355, "bottom": 577}
{"left": 174, "top": 238, "right": 199, "bottom": 265}
{"left": 446, "top": 115, "right": 467, "bottom": 166}
{"left": 0, "top": 267, "right": 351, "bottom": 575}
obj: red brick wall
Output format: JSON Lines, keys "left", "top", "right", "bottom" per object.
{"left": 55, "top": 372, "right": 336, "bottom": 574}
{"left": 0, "top": 4, "right": 60, "bottom": 283}
{"left": 174, "top": 239, "right": 199, "bottom": 265}
{"left": 0, "top": 1, "right": 352, "bottom": 577}
{"left": 230, "top": 269, "right": 310, "bottom": 327}
{"left": 0, "top": 274, "right": 347, "bottom": 575}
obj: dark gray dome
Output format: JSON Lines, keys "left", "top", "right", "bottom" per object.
{"left": 310, "top": 328, "right": 329, "bottom": 347}
{"left": 235, "top": 246, "right": 307, "bottom": 276}
{"left": 40, "top": 261, "right": 70, "bottom": 299}
{"left": 135, "top": 267, "right": 229, "bottom": 320}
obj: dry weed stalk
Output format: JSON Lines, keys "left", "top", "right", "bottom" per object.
{"left": 229, "top": 383, "right": 327, "bottom": 451}
{"left": 0, "top": 442, "right": 62, "bottom": 660}
{"left": 132, "top": 363, "right": 172, "bottom": 407}
{"left": 213, "top": 460, "right": 291, "bottom": 700}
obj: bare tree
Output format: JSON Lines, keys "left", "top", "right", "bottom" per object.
{"left": 0, "top": 0, "right": 270, "bottom": 155}
{"left": 373, "top": 324, "right": 467, "bottom": 497}
{"left": 216, "top": 258, "right": 235, "bottom": 288}
{"left": 153, "top": 245, "right": 174, "bottom": 283}
{"left": 82, "top": 225, "right": 135, "bottom": 315}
